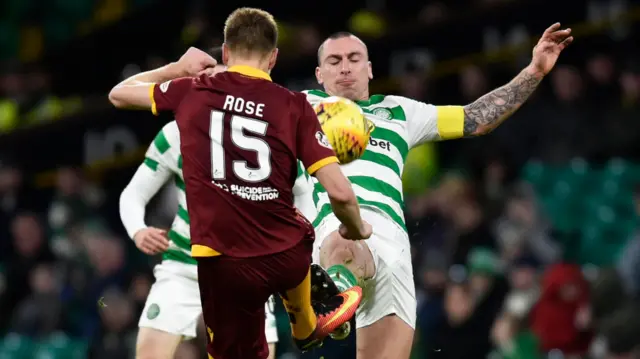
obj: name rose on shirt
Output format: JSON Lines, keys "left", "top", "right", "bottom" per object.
{"left": 223, "top": 95, "right": 265, "bottom": 118}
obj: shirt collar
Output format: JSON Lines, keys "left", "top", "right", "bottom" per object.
{"left": 227, "top": 65, "right": 272, "bottom": 82}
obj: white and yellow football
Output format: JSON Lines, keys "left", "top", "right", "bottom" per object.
{"left": 313, "top": 96, "right": 375, "bottom": 164}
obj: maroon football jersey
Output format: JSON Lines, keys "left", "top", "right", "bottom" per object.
{"left": 150, "top": 65, "right": 337, "bottom": 258}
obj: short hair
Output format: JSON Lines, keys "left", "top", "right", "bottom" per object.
{"left": 224, "top": 8, "right": 278, "bottom": 57}
{"left": 317, "top": 31, "right": 367, "bottom": 64}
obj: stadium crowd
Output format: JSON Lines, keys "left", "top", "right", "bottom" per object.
{"left": 1, "top": 0, "right": 640, "bottom": 358}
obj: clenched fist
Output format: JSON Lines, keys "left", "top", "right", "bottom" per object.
{"left": 174, "top": 47, "right": 218, "bottom": 77}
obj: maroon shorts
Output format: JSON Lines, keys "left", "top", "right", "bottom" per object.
{"left": 197, "top": 239, "right": 313, "bottom": 359}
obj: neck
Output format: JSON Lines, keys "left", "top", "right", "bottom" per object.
{"left": 326, "top": 87, "right": 369, "bottom": 102}
{"left": 226, "top": 58, "right": 270, "bottom": 74}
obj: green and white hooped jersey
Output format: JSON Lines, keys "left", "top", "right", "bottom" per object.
{"left": 144, "top": 122, "right": 314, "bottom": 265}
{"left": 144, "top": 121, "right": 193, "bottom": 264}
{"left": 302, "top": 89, "right": 465, "bottom": 233}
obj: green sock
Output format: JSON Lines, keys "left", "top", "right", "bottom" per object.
{"left": 327, "top": 264, "right": 358, "bottom": 292}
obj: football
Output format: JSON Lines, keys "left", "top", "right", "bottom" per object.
{"left": 313, "top": 96, "right": 374, "bottom": 164}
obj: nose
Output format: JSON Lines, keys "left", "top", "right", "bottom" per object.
{"left": 339, "top": 61, "right": 351, "bottom": 75}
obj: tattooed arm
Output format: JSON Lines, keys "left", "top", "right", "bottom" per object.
{"left": 463, "top": 66, "right": 545, "bottom": 137}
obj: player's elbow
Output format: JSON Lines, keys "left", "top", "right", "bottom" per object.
{"left": 118, "top": 185, "right": 132, "bottom": 213}
{"left": 108, "top": 87, "right": 128, "bottom": 108}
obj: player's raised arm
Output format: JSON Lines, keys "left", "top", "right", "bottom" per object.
{"left": 462, "top": 23, "right": 573, "bottom": 137}
{"left": 295, "top": 95, "right": 371, "bottom": 240}
{"left": 108, "top": 47, "right": 217, "bottom": 111}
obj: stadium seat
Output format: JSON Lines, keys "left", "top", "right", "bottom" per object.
{"left": 521, "top": 160, "right": 638, "bottom": 265}
{"left": 33, "top": 333, "right": 87, "bottom": 359}
{"left": 0, "top": 334, "right": 34, "bottom": 359}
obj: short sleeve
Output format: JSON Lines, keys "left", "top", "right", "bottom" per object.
{"left": 295, "top": 95, "right": 338, "bottom": 175}
{"left": 401, "top": 95, "right": 464, "bottom": 147}
{"left": 150, "top": 77, "right": 193, "bottom": 115}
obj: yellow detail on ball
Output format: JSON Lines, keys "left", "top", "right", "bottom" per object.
{"left": 314, "top": 96, "right": 375, "bottom": 164}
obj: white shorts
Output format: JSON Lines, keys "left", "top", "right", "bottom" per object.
{"left": 312, "top": 209, "right": 416, "bottom": 329}
{"left": 139, "top": 260, "right": 279, "bottom": 342}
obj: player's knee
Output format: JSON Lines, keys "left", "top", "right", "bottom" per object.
{"left": 320, "top": 231, "right": 354, "bottom": 266}
{"left": 320, "top": 231, "right": 375, "bottom": 279}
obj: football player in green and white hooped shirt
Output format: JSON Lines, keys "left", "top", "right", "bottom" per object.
{"left": 299, "top": 27, "right": 573, "bottom": 359}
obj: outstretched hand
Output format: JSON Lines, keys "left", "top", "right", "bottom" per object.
{"left": 530, "top": 23, "right": 574, "bottom": 75}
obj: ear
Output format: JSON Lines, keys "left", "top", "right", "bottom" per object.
{"left": 222, "top": 43, "right": 230, "bottom": 65}
{"left": 268, "top": 48, "right": 279, "bottom": 71}
{"left": 367, "top": 61, "right": 373, "bottom": 80}
{"left": 315, "top": 67, "right": 323, "bottom": 84}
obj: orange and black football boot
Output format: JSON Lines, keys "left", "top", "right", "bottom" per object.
{"left": 293, "top": 285, "right": 362, "bottom": 352}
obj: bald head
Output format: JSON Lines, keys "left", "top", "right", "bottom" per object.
{"left": 317, "top": 32, "right": 368, "bottom": 65}
{"left": 315, "top": 32, "right": 372, "bottom": 101}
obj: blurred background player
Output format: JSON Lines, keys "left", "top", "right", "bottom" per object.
{"left": 119, "top": 48, "right": 280, "bottom": 359}
{"left": 108, "top": 7, "right": 370, "bottom": 359}
{"left": 301, "top": 25, "right": 572, "bottom": 359}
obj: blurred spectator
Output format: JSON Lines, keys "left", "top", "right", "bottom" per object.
{"left": 541, "top": 65, "right": 591, "bottom": 161}
{"left": 0, "top": 160, "right": 28, "bottom": 216}
{"left": 416, "top": 249, "right": 448, "bottom": 346}
{"left": 48, "top": 167, "right": 104, "bottom": 259}
{"left": 2, "top": 212, "right": 54, "bottom": 330}
{"left": 617, "top": 186, "right": 640, "bottom": 296}
{"left": 602, "top": 63, "right": 640, "bottom": 159}
{"left": 431, "top": 282, "right": 494, "bottom": 359}
{"left": 0, "top": 159, "right": 34, "bottom": 259}
{"left": 466, "top": 248, "right": 508, "bottom": 330}
{"left": 503, "top": 254, "right": 541, "bottom": 318}
{"left": 590, "top": 269, "right": 630, "bottom": 328}
{"left": 586, "top": 53, "right": 618, "bottom": 107}
{"left": 400, "top": 69, "right": 430, "bottom": 102}
{"left": 296, "top": 25, "right": 321, "bottom": 56}
{"left": 598, "top": 304, "right": 640, "bottom": 359}
{"left": 21, "top": 66, "right": 63, "bottom": 124}
{"left": 447, "top": 197, "right": 495, "bottom": 265}
{"left": 0, "top": 67, "right": 24, "bottom": 131}
{"left": 459, "top": 65, "right": 489, "bottom": 103}
{"left": 10, "top": 263, "right": 63, "bottom": 337}
{"left": 418, "top": 2, "right": 448, "bottom": 25}
{"left": 87, "top": 288, "right": 136, "bottom": 359}
{"left": 494, "top": 184, "right": 561, "bottom": 265}
{"left": 127, "top": 272, "right": 152, "bottom": 315}
{"left": 530, "top": 263, "right": 593, "bottom": 356}
{"left": 490, "top": 312, "right": 541, "bottom": 359}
